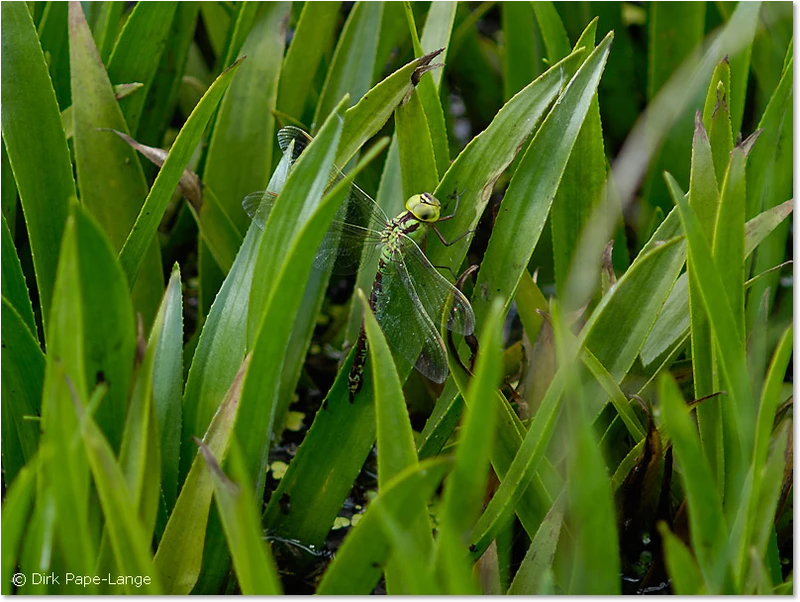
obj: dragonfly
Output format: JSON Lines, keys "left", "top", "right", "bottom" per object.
{"left": 243, "top": 126, "right": 476, "bottom": 398}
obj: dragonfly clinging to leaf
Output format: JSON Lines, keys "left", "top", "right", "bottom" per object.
{"left": 243, "top": 126, "right": 476, "bottom": 398}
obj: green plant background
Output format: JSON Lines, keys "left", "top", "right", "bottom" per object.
{"left": 1, "top": 1, "right": 793, "bottom": 595}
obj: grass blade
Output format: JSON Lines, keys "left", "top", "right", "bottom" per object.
{"left": 119, "top": 56, "right": 244, "bottom": 287}
{"left": 154, "top": 356, "right": 249, "bottom": 594}
{"left": 435, "top": 298, "right": 505, "bottom": 594}
{"left": 1, "top": 455, "right": 37, "bottom": 594}
{"left": 313, "top": 1, "right": 383, "bottom": 127}
{"left": 69, "top": 0, "right": 164, "bottom": 326}
{"left": 1, "top": 299, "right": 44, "bottom": 486}
{"left": 106, "top": 1, "right": 178, "bottom": 132}
{"left": 360, "top": 287, "right": 436, "bottom": 593}
{"left": 200, "top": 440, "right": 282, "bottom": 595}
{"left": 659, "top": 373, "right": 729, "bottom": 592}
{"left": 277, "top": 2, "right": 342, "bottom": 122}
{"left": 1, "top": 1, "right": 73, "bottom": 334}
{"left": 1, "top": 215, "right": 37, "bottom": 338}
{"left": 317, "top": 458, "right": 451, "bottom": 595}
{"left": 152, "top": 264, "right": 184, "bottom": 514}
{"left": 203, "top": 2, "right": 290, "bottom": 234}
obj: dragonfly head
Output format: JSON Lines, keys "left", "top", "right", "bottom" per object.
{"left": 406, "top": 192, "right": 441, "bottom": 222}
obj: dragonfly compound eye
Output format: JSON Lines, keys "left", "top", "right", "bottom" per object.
{"left": 406, "top": 193, "right": 441, "bottom": 222}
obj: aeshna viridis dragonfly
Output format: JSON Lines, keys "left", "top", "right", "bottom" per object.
{"left": 244, "top": 126, "right": 475, "bottom": 398}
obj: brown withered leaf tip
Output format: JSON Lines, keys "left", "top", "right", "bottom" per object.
{"left": 411, "top": 48, "right": 445, "bottom": 86}
{"left": 108, "top": 129, "right": 203, "bottom": 209}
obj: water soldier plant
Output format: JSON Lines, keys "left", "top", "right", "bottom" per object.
{"left": 1, "top": 1, "right": 793, "bottom": 595}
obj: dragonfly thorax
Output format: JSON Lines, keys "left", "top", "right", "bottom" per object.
{"left": 406, "top": 192, "right": 441, "bottom": 222}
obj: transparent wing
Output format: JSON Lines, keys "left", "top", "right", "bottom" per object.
{"left": 315, "top": 221, "right": 384, "bottom": 274}
{"left": 244, "top": 126, "right": 391, "bottom": 275}
{"left": 373, "top": 252, "right": 450, "bottom": 383}
{"left": 277, "top": 125, "right": 312, "bottom": 161}
{"left": 395, "top": 234, "right": 476, "bottom": 336}
{"left": 316, "top": 182, "right": 390, "bottom": 274}
{"left": 242, "top": 189, "right": 278, "bottom": 230}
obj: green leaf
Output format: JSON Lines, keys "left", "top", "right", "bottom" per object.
{"left": 74, "top": 384, "right": 162, "bottom": 594}
{"left": 199, "top": 116, "right": 389, "bottom": 595}
{"left": 154, "top": 356, "right": 249, "bottom": 595}
{"left": 69, "top": 205, "right": 137, "bottom": 452}
{"left": 360, "top": 290, "right": 418, "bottom": 485}
{"left": 335, "top": 50, "right": 445, "bottom": 169}
{"left": 1, "top": 454, "right": 36, "bottom": 594}
{"left": 434, "top": 298, "right": 505, "bottom": 594}
{"left": 532, "top": 1, "right": 571, "bottom": 63}
{"left": 38, "top": 1, "right": 71, "bottom": 109}
{"left": 551, "top": 23, "right": 607, "bottom": 297}
{"left": 740, "top": 326, "right": 792, "bottom": 582}
{"left": 470, "top": 236, "right": 685, "bottom": 556}
{"left": 116, "top": 302, "right": 166, "bottom": 553}
{"left": 313, "top": 1, "right": 383, "bottom": 127}
{"left": 69, "top": 0, "right": 164, "bottom": 327}
{"left": 507, "top": 496, "right": 564, "bottom": 595}
{"left": 640, "top": 199, "right": 793, "bottom": 369}
{"left": 1, "top": 298, "right": 44, "bottom": 486}
{"left": 502, "top": 2, "right": 541, "bottom": 100}
{"left": 277, "top": 2, "right": 342, "bottom": 121}
{"left": 40, "top": 215, "right": 96, "bottom": 586}
{"left": 687, "top": 116, "right": 722, "bottom": 490}
{"left": 192, "top": 188, "right": 241, "bottom": 273}
{"left": 200, "top": 439, "right": 282, "bottom": 595}
{"left": 203, "top": 2, "right": 290, "bottom": 234}
{"left": 745, "top": 53, "right": 793, "bottom": 327}
{"left": 468, "top": 35, "right": 610, "bottom": 336}
{"left": 1, "top": 215, "right": 37, "bottom": 338}
{"left": 419, "top": 1, "right": 457, "bottom": 91}
{"left": 119, "top": 56, "right": 244, "bottom": 287}
{"left": 106, "top": 1, "right": 178, "bottom": 132}
{"left": 659, "top": 373, "right": 729, "bottom": 592}
{"left": 563, "top": 1, "right": 761, "bottom": 305}
{"left": 659, "top": 522, "right": 704, "bottom": 594}
{"left": 395, "top": 88, "right": 439, "bottom": 201}
{"left": 239, "top": 101, "right": 351, "bottom": 489}
{"left": 554, "top": 302, "right": 620, "bottom": 595}
{"left": 712, "top": 144, "right": 748, "bottom": 338}
{"left": 702, "top": 59, "right": 734, "bottom": 184}
{"left": 317, "top": 458, "right": 451, "bottom": 595}
{"left": 645, "top": 0, "right": 708, "bottom": 211}
{"left": 360, "top": 289, "right": 435, "bottom": 594}
{"left": 92, "top": 1, "right": 126, "bottom": 62}
{"left": 178, "top": 136, "right": 294, "bottom": 486}
{"left": 199, "top": 2, "right": 231, "bottom": 61}
{"left": 402, "top": 1, "right": 450, "bottom": 177}
{"left": 668, "top": 172, "right": 754, "bottom": 504}
{"left": 136, "top": 2, "right": 199, "bottom": 147}
{"left": 152, "top": 264, "right": 184, "bottom": 513}
{"left": 1, "top": 1, "right": 73, "bottom": 335}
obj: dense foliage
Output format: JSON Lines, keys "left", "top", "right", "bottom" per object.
{"left": 1, "top": 1, "right": 793, "bottom": 595}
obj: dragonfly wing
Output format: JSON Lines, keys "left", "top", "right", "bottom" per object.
{"left": 373, "top": 251, "right": 450, "bottom": 383}
{"left": 242, "top": 131, "right": 301, "bottom": 230}
{"left": 396, "top": 234, "right": 476, "bottom": 336}
{"left": 315, "top": 221, "right": 384, "bottom": 275}
{"left": 277, "top": 126, "right": 312, "bottom": 161}
{"left": 242, "top": 190, "right": 278, "bottom": 230}
{"left": 314, "top": 168, "right": 390, "bottom": 275}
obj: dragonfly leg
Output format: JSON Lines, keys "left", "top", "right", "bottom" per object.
{"left": 348, "top": 325, "right": 368, "bottom": 401}
{"left": 430, "top": 224, "right": 475, "bottom": 247}
{"left": 438, "top": 187, "right": 468, "bottom": 222}
{"left": 432, "top": 264, "right": 459, "bottom": 280}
